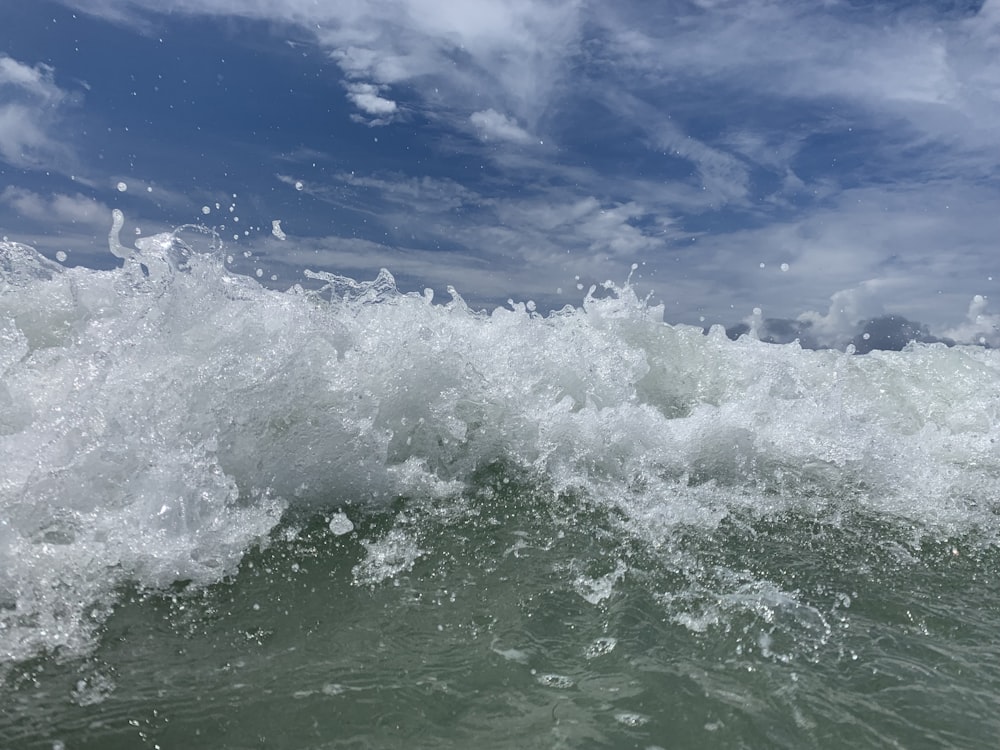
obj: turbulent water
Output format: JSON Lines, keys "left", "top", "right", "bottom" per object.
{"left": 2, "top": 219, "right": 1000, "bottom": 749}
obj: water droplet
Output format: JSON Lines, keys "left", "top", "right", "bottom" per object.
{"left": 116, "top": 181, "right": 127, "bottom": 192}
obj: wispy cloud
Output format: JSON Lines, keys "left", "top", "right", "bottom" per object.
{"left": 47, "top": 0, "right": 1000, "bottom": 334}
{"left": 0, "top": 55, "right": 77, "bottom": 171}
{"left": 66, "top": 0, "right": 582, "bottom": 132}
{"left": 267, "top": 169, "right": 673, "bottom": 307}
{"left": 605, "top": 90, "right": 752, "bottom": 206}
{"left": 0, "top": 187, "right": 111, "bottom": 228}
{"left": 60, "top": 0, "right": 1000, "bottom": 178}
{"left": 598, "top": 1, "right": 1000, "bottom": 174}
{"left": 0, "top": 56, "right": 66, "bottom": 102}
{"left": 470, "top": 109, "right": 534, "bottom": 145}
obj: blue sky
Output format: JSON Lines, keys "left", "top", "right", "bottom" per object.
{"left": 1, "top": 0, "right": 999, "bottom": 346}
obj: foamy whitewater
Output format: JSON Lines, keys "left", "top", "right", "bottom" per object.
{"left": 3, "top": 216, "right": 1000, "bottom": 748}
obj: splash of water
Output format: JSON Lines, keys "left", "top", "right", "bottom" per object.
{"left": 2, "top": 214, "right": 1000, "bottom": 667}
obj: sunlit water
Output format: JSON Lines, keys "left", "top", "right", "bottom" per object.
{"left": 2, "top": 219, "right": 1000, "bottom": 748}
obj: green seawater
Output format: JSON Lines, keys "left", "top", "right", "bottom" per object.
{"left": 3, "top": 465, "right": 999, "bottom": 750}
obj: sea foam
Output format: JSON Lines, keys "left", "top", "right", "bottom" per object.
{"left": 2, "top": 217, "right": 1000, "bottom": 666}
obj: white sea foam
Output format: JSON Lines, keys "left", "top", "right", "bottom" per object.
{"left": 2, "top": 216, "right": 1000, "bottom": 665}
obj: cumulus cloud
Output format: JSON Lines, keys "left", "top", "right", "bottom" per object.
{"left": 728, "top": 308, "right": 957, "bottom": 352}
{"left": 345, "top": 82, "right": 398, "bottom": 125}
{"left": 795, "top": 279, "right": 899, "bottom": 348}
{"left": 470, "top": 109, "right": 533, "bottom": 144}
{"left": 939, "top": 294, "right": 1000, "bottom": 348}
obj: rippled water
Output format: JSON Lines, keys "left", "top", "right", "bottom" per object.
{"left": 6, "top": 473, "right": 1000, "bottom": 749}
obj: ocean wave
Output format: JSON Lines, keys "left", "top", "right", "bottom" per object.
{"left": 2, "top": 217, "right": 1000, "bottom": 665}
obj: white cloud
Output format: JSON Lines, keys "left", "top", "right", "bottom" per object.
{"left": 0, "top": 186, "right": 140, "bottom": 270}
{"left": 0, "top": 106, "right": 55, "bottom": 168}
{"left": 0, "top": 57, "right": 66, "bottom": 103}
{"left": 796, "top": 280, "right": 897, "bottom": 348}
{"left": 938, "top": 295, "right": 1000, "bottom": 348}
{"left": 268, "top": 169, "right": 673, "bottom": 306}
{"left": 592, "top": 89, "right": 753, "bottom": 207}
{"left": 0, "top": 56, "right": 76, "bottom": 170}
{"left": 470, "top": 109, "right": 533, "bottom": 144}
{"left": 321, "top": 169, "right": 672, "bottom": 266}
{"left": 272, "top": 162, "right": 996, "bottom": 334}
{"left": 333, "top": 171, "right": 479, "bottom": 212}
{"left": 493, "top": 196, "right": 666, "bottom": 261}
{"left": 276, "top": 171, "right": 480, "bottom": 216}
{"left": 345, "top": 82, "right": 398, "bottom": 125}
{"left": 599, "top": 1, "right": 1000, "bottom": 171}
{"left": 58, "top": 1, "right": 1000, "bottom": 171}
{"left": 257, "top": 166, "right": 1000, "bottom": 337}
{"left": 315, "top": 0, "right": 584, "bottom": 125}
{"left": 790, "top": 284, "right": 1000, "bottom": 349}
{"left": 62, "top": 0, "right": 583, "bottom": 131}
{"left": 1, "top": 187, "right": 111, "bottom": 228}
{"left": 49, "top": 0, "right": 1000, "bottom": 332}
{"left": 656, "top": 179, "right": 1000, "bottom": 331}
